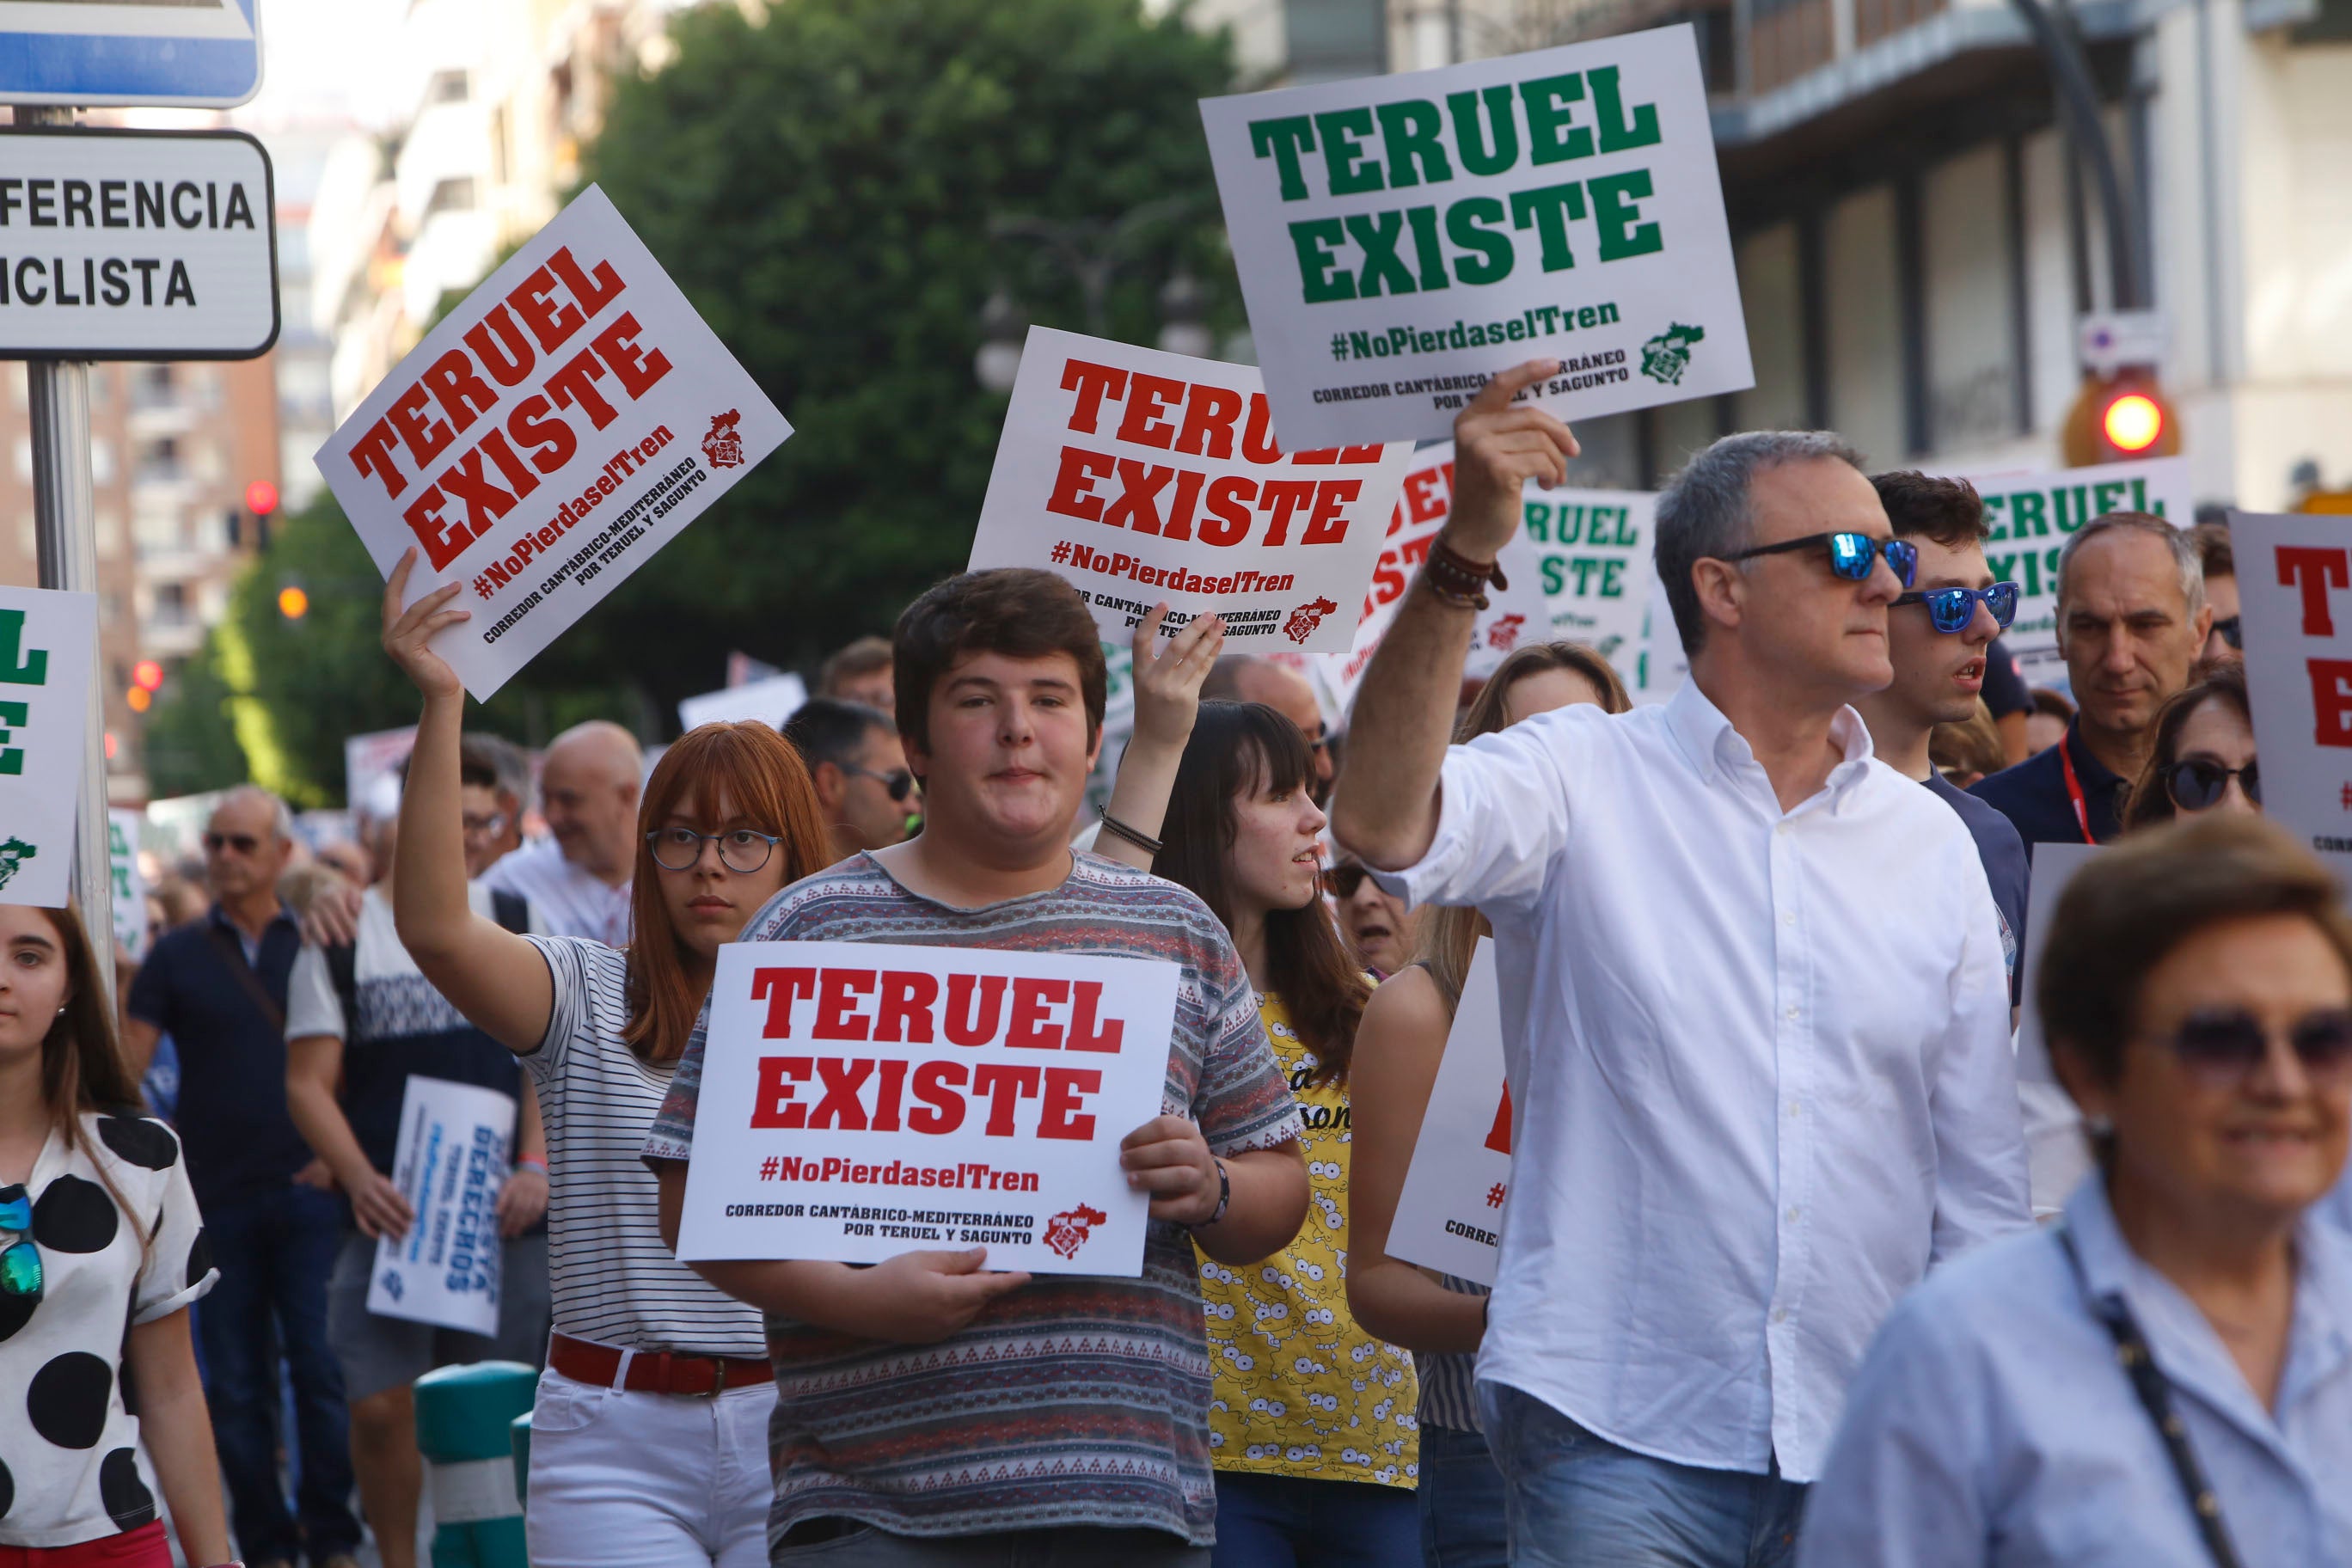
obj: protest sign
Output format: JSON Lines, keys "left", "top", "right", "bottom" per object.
{"left": 1387, "top": 940, "right": 1512, "bottom": 1286}
{"left": 2014, "top": 842, "right": 2101, "bottom": 1085}
{"left": 1960, "top": 456, "right": 2193, "bottom": 686}
{"left": 366, "top": 1075, "right": 518, "bottom": 1336}
{"left": 343, "top": 725, "right": 415, "bottom": 818}
{"left": 968, "top": 327, "right": 1414, "bottom": 654}
{"left": 1200, "top": 24, "right": 1751, "bottom": 449}
{"left": 677, "top": 671, "right": 810, "bottom": 732}
{"left": 1526, "top": 485, "right": 1655, "bottom": 689}
{"left": 107, "top": 809, "right": 148, "bottom": 961}
{"left": 317, "top": 185, "right": 791, "bottom": 700}
{"left": 0, "top": 587, "right": 96, "bottom": 908}
{"left": 2231, "top": 511, "right": 2352, "bottom": 878}
{"left": 1330, "top": 442, "right": 1551, "bottom": 712}
{"left": 676, "top": 940, "right": 1176, "bottom": 1276}
{"left": 1631, "top": 567, "right": 1687, "bottom": 705}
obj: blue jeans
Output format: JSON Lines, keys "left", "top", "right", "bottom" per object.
{"left": 1478, "top": 1383, "right": 1807, "bottom": 1568}
{"left": 196, "top": 1183, "right": 361, "bottom": 1565}
{"left": 1418, "top": 1424, "right": 1508, "bottom": 1568}
{"left": 1210, "top": 1471, "right": 1422, "bottom": 1568}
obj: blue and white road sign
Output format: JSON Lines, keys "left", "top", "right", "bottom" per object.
{"left": 0, "top": 0, "right": 261, "bottom": 109}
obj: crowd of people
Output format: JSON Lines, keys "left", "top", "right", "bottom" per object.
{"left": 4, "top": 360, "right": 2346, "bottom": 1568}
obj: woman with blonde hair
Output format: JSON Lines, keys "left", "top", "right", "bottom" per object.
{"left": 378, "top": 551, "right": 832, "bottom": 1567}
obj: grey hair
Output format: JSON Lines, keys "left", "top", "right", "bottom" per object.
{"left": 2055, "top": 511, "right": 2205, "bottom": 624}
{"left": 217, "top": 784, "right": 296, "bottom": 843}
{"left": 467, "top": 732, "right": 534, "bottom": 809}
{"left": 1654, "top": 431, "right": 1866, "bottom": 654}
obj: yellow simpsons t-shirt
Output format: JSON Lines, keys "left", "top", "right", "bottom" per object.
{"left": 1199, "top": 993, "right": 1419, "bottom": 1487}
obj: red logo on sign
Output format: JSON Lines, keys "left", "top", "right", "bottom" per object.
{"left": 702, "top": 410, "right": 745, "bottom": 469}
{"left": 1044, "top": 1203, "right": 1108, "bottom": 1260}
{"left": 1486, "top": 613, "right": 1526, "bottom": 652}
{"left": 1283, "top": 597, "right": 1339, "bottom": 645}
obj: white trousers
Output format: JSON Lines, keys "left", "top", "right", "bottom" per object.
{"left": 524, "top": 1364, "right": 776, "bottom": 1568}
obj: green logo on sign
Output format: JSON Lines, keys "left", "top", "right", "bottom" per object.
{"left": 0, "top": 837, "right": 35, "bottom": 892}
{"left": 1639, "top": 323, "right": 1705, "bottom": 385}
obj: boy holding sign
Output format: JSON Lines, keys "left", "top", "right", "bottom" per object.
{"left": 644, "top": 568, "right": 1308, "bottom": 1563}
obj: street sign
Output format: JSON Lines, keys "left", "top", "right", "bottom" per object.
{"left": 0, "top": 126, "right": 277, "bottom": 358}
{"left": 2077, "top": 309, "right": 2167, "bottom": 375}
{"left": 0, "top": 0, "right": 261, "bottom": 108}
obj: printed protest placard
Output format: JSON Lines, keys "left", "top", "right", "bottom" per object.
{"left": 1201, "top": 24, "right": 1751, "bottom": 449}
{"left": 1387, "top": 940, "right": 1513, "bottom": 1286}
{"left": 317, "top": 185, "right": 791, "bottom": 700}
{"left": 1526, "top": 485, "right": 1656, "bottom": 689}
{"left": 2232, "top": 511, "right": 2352, "bottom": 878}
{"left": 367, "top": 1075, "right": 518, "bottom": 1335}
{"left": 1630, "top": 567, "right": 1687, "bottom": 705}
{"left": 677, "top": 672, "right": 810, "bottom": 732}
{"left": 0, "top": 587, "right": 96, "bottom": 908}
{"left": 1960, "top": 456, "right": 2193, "bottom": 686}
{"left": 2014, "top": 842, "right": 2102, "bottom": 1085}
{"left": 677, "top": 940, "right": 1178, "bottom": 1276}
{"left": 107, "top": 809, "right": 148, "bottom": 961}
{"left": 342, "top": 725, "right": 416, "bottom": 818}
{"left": 969, "top": 327, "right": 1414, "bottom": 655}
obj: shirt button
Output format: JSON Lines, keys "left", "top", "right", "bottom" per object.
{"left": 1774, "top": 824, "right": 1789, "bottom": 837}
{"left": 1771, "top": 1308, "right": 1789, "bottom": 1325}
{"left": 1781, "top": 912, "right": 1797, "bottom": 928}
{"left": 1786, "top": 1206, "right": 1803, "bottom": 1223}
{"left": 1786, "top": 1102, "right": 1803, "bottom": 1118}
{"left": 1785, "top": 1005, "right": 1800, "bottom": 1021}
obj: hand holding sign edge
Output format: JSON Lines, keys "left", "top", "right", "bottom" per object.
{"left": 1446, "top": 359, "right": 1582, "bottom": 564}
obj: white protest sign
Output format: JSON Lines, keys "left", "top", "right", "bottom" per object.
{"left": 1201, "top": 24, "right": 1751, "bottom": 449}
{"left": 1963, "top": 456, "right": 2193, "bottom": 687}
{"left": 2232, "top": 511, "right": 2352, "bottom": 876}
{"left": 1525, "top": 486, "right": 1656, "bottom": 689}
{"left": 968, "top": 327, "right": 1414, "bottom": 654}
{"left": 677, "top": 671, "right": 811, "bottom": 732}
{"left": 0, "top": 587, "right": 96, "bottom": 908}
{"left": 317, "top": 185, "right": 791, "bottom": 700}
{"left": 1330, "top": 442, "right": 1551, "bottom": 713}
{"left": 677, "top": 940, "right": 1176, "bottom": 1276}
{"left": 1387, "top": 940, "right": 1513, "bottom": 1286}
{"left": 1632, "top": 567, "right": 1687, "bottom": 705}
{"left": 2014, "top": 841, "right": 2101, "bottom": 1085}
{"left": 107, "top": 808, "right": 148, "bottom": 960}
{"left": 367, "top": 1075, "right": 518, "bottom": 1336}
{"left": 342, "top": 725, "right": 415, "bottom": 817}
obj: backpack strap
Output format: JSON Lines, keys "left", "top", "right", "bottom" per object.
{"left": 490, "top": 888, "right": 530, "bottom": 935}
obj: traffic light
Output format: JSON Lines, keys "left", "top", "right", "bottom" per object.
{"left": 278, "top": 584, "right": 310, "bottom": 621}
{"left": 236, "top": 477, "right": 280, "bottom": 552}
{"left": 126, "top": 658, "right": 163, "bottom": 714}
{"left": 2062, "top": 373, "right": 2180, "bottom": 467}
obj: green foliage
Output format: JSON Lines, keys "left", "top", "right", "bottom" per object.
{"left": 139, "top": 642, "right": 246, "bottom": 799}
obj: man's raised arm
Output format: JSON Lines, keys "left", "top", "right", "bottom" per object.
{"left": 1331, "top": 359, "right": 1579, "bottom": 870}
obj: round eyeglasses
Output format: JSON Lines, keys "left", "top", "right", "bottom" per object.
{"left": 645, "top": 827, "right": 785, "bottom": 873}
{"left": 2165, "top": 758, "right": 2260, "bottom": 813}
{"left": 1892, "top": 582, "right": 2020, "bottom": 634}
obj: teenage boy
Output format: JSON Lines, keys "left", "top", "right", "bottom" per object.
{"left": 647, "top": 567, "right": 1308, "bottom": 1565}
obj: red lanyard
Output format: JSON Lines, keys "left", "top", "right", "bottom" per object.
{"left": 2057, "top": 735, "right": 2095, "bottom": 844}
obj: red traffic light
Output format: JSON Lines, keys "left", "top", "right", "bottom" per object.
{"left": 132, "top": 658, "right": 164, "bottom": 692}
{"left": 2062, "top": 375, "right": 2181, "bottom": 466}
{"left": 246, "top": 479, "right": 279, "bottom": 517}
{"left": 2102, "top": 393, "right": 2164, "bottom": 455}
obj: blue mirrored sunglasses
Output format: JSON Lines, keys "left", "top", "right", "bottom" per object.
{"left": 1724, "top": 532, "right": 1918, "bottom": 589}
{"left": 1893, "top": 582, "right": 2020, "bottom": 634}
{"left": 0, "top": 1185, "right": 40, "bottom": 1302}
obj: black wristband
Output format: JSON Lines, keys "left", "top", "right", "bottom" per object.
{"left": 1190, "top": 1158, "right": 1230, "bottom": 1229}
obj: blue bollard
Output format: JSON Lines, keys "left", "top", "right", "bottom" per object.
{"left": 413, "top": 1361, "right": 537, "bottom": 1568}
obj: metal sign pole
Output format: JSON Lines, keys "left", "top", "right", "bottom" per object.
{"left": 17, "top": 102, "right": 116, "bottom": 1014}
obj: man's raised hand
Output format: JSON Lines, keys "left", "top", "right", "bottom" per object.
{"left": 1446, "top": 359, "right": 1582, "bottom": 564}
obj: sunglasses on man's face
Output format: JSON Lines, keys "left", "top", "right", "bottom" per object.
{"left": 2153, "top": 1006, "right": 2352, "bottom": 1088}
{"left": 1723, "top": 532, "right": 1918, "bottom": 589}
{"left": 202, "top": 831, "right": 260, "bottom": 856}
{"left": 2165, "top": 757, "right": 2260, "bottom": 813}
{"left": 848, "top": 766, "right": 917, "bottom": 804}
{"left": 2214, "top": 616, "right": 2243, "bottom": 651}
{"left": 1893, "top": 582, "right": 2020, "bottom": 634}
{"left": 1324, "top": 864, "right": 1371, "bottom": 899}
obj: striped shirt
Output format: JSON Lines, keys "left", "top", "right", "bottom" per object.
{"left": 523, "top": 934, "right": 768, "bottom": 1357}
{"left": 641, "top": 851, "right": 1303, "bottom": 1547}
{"left": 1415, "top": 1276, "right": 1488, "bottom": 1433}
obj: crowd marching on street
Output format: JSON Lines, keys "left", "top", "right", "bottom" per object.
{"left": 5, "top": 17, "right": 2352, "bottom": 1568}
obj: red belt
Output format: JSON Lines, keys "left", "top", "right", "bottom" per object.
{"left": 548, "top": 1332, "right": 772, "bottom": 1397}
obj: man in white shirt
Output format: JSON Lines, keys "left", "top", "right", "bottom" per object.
{"left": 1332, "top": 361, "right": 2031, "bottom": 1568}
{"left": 481, "top": 720, "right": 639, "bottom": 946}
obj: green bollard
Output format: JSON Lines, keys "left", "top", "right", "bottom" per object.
{"left": 510, "top": 1411, "right": 532, "bottom": 1504}
{"left": 413, "top": 1361, "right": 538, "bottom": 1568}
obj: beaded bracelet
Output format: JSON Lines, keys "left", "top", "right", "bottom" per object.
{"left": 1420, "top": 534, "right": 1510, "bottom": 610}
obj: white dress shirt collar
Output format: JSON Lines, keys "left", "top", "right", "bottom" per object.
{"left": 1661, "top": 677, "right": 1877, "bottom": 810}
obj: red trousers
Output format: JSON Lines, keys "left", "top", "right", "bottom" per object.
{"left": 0, "top": 1524, "right": 172, "bottom": 1567}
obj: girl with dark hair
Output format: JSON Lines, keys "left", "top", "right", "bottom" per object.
{"left": 378, "top": 552, "right": 832, "bottom": 1567}
{"left": 0, "top": 902, "right": 230, "bottom": 1568}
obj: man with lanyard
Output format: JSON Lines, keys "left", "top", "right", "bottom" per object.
{"left": 1972, "top": 512, "right": 2210, "bottom": 848}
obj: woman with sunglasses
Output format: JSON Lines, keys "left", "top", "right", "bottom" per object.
{"left": 1345, "top": 642, "right": 1628, "bottom": 1568}
{"left": 1799, "top": 814, "right": 2352, "bottom": 1566}
{"left": 2122, "top": 661, "right": 2259, "bottom": 829}
{"left": 1, "top": 902, "right": 232, "bottom": 1568}
{"left": 377, "top": 551, "right": 831, "bottom": 1568}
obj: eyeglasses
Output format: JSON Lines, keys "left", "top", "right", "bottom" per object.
{"left": 2214, "top": 616, "right": 2242, "bottom": 651}
{"left": 2151, "top": 1006, "right": 2352, "bottom": 1087}
{"left": 202, "top": 831, "right": 260, "bottom": 855}
{"left": 1721, "top": 532, "right": 1918, "bottom": 589}
{"left": 0, "top": 1185, "right": 41, "bottom": 1306}
{"left": 2164, "top": 758, "right": 2261, "bottom": 813}
{"left": 1893, "top": 583, "right": 2020, "bottom": 634}
{"left": 460, "top": 812, "right": 511, "bottom": 840}
{"left": 1324, "top": 864, "right": 1369, "bottom": 898}
{"left": 846, "top": 766, "right": 917, "bottom": 804}
{"left": 645, "top": 827, "right": 785, "bottom": 873}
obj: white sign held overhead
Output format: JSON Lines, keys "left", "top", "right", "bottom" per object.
{"left": 2231, "top": 511, "right": 2352, "bottom": 879}
{"left": 107, "top": 808, "right": 147, "bottom": 961}
{"left": 366, "top": 1075, "right": 518, "bottom": 1337}
{"left": 1387, "top": 939, "right": 1514, "bottom": 1287}
{"left": 1200, "top": 23, "right": 1752, "bottom": 448}
{"left": 317, "top": 186, "right": 791, "bottom": 701}
{"left": 678, "top": 672, "right": 811, "bottom": 733}
{"left": 0, "top": 129, "right": 277, "bottom": 358}
{"left": 676, "top": 941, "right": 1176, "bottom": 1277}
{"left": 0, "top": 587, "right": 97, "bottom": 910}
{"left": 1524, "top": 486, "right": 1655, "bottom": 689}
{"left": 0, "top": 0, "right": 260, "bottom": 108}
{"left": 967, "top": 327, "right": 1414, "bottom": 655}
